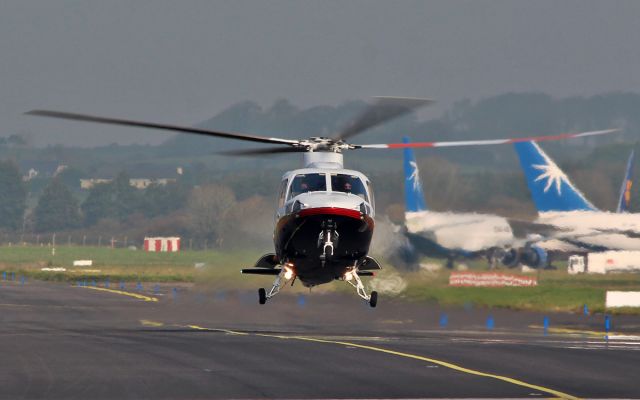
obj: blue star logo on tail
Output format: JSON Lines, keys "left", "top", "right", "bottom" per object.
{"left": 514, "top": 141, "right": 597, "bottom": 212}
{"left": 532, "top": 162, "right": 567, "bottom": 195}
{"left": 402, "top": 137, "right": 428, "bottom": 212}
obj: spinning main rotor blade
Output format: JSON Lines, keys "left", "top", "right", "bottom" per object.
{"left": 333, "top": 97, "right": 435, "bottom": 141}
{"left": 25, "top": 110, "right": 301, "bottom": 146}
{"left": 217, "top": 146, "right": 307, "bottom": 156}
{"left": 357, "top": 129, "right": 620, "bottom": 149}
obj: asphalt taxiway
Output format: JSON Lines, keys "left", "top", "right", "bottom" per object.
{"left": 1, "top": 279, "right": 639, "bottom": 399}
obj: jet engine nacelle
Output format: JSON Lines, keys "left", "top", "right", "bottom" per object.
{"left": 498, "top": 248, "right": 520, "bottom": 268}
{"left": 520, "top": 245, "right": 548, "bottom": 269}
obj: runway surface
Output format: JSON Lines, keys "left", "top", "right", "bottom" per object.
{"left": 1, "top": 279, "right": 639, "bottom": 399}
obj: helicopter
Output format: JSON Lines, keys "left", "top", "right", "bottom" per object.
{"left": 26, "top": 98, "right": 618, "bottom": 307}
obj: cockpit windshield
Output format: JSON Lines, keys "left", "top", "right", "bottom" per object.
{"left": 289, "top": 173, "right": 327, "bottom": 199}
{"left": 330, "top": 174, "right": 368, "bottom": 201}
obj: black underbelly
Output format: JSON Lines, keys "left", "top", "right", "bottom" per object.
{"left": 274, "top": 210, "right": 374, "bottom": 285}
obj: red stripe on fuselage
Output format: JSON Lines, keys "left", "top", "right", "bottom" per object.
{"left": 298, "top": 207, "right": 362, "bottom": 220}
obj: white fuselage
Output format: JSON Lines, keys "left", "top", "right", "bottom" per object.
{"left": 537, "top": 211, "right": 640, "bottom": 251}
{"left": 405, "top": 211, "right": 514, "bottom": 253}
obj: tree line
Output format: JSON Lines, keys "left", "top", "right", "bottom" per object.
{"left": 0, "top": 162, "right": 276, "bottom": 249}
{"left": 0, "top": 91, "right": 638, "bottom": 249}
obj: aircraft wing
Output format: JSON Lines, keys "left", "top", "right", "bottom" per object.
{"left": 507, "top": 219, "right": 637, "bottom": 253}
{"left": 589, "top": 228, "right": 640, "bottom": 238}
{"left": 506, "top": 218, "right": 560, "bottom": 239}
{"left": 505, "top": 218, "right": 604, "bottom": 252}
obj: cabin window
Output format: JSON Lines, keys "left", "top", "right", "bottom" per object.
{"left": 288, "top": 173, "right": 327, "bottom": 199}
{"left": 277, "top": 179, "right": 288, "bottom": 208}
{"left": 330, "top": 174, "right": 368, "bottom": 201}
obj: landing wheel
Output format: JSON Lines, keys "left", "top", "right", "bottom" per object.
{"left": 369, "top": 291, "right": 378, "bottom": 308}
{"left": 258, "top": 288, "right": 266, "bottom": 305}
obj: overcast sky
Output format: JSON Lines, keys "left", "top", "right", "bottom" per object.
{"left": 2, "top": 0, "right": 639, "bottom": 146}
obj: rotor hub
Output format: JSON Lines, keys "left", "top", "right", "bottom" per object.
{"left": 300, "top": 137, "right": 351, "bottom": 153}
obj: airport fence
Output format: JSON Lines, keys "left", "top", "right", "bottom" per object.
{"left": 0, "top": 233, "right": 217, "bottom": 251}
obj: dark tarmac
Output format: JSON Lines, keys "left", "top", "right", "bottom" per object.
{"left": 1, "top": 279, "right": 639, "bottom": 399}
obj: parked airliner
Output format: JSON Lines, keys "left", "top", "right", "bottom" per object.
{"left": 398, "top": 137, "right": 547, "bottom": 268}
{"left": 514, "top": 142, "right": 640, "bottom": 252}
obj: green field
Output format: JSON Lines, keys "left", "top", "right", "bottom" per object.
{"left": 0, "top": 245, "right": 263, "bottom": 286}
{"left": 394, "top": 267, "right": 640, "bottom": 314}
{"left": 2, "top": 245, "right": 640, "bottom": 314}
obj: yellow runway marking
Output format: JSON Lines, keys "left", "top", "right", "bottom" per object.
{"left": 187, "top": 325, "right": 248, "bottom": 335}
{"left": 140, "top": 320, "right": 164, "bottom": 327}
{"left": 183, "top": 327, "right": 577, "bottom": 400}
{"left": 529, "top": 324, "right": 620, "bottom": 338}
{"left": 136, "top": 321, "right": 247, "bottom": 335}
{"left": 80, "top": 286, "right": 158, "bottom": 302}
{"left": 268, "top": 335, "right": 579, "bottom": 400}
{"left": 187, "top": 324, "right": 211, "bottom": 331}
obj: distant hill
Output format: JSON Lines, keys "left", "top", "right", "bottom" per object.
{"left": 3, "top": 92, "right": 638, "bottom": 215}
{"left": 154, "top": 92, "right": 639, "bottom": 170}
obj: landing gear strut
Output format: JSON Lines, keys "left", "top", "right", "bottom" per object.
{"left": 344, "top": 269, "right": 378, "bottom": 308}
{"left": 318, "top": 220, "right": 339, "bottom": 267}
{"left": 258, "top": 265, "right": 294, "bottom": 305}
